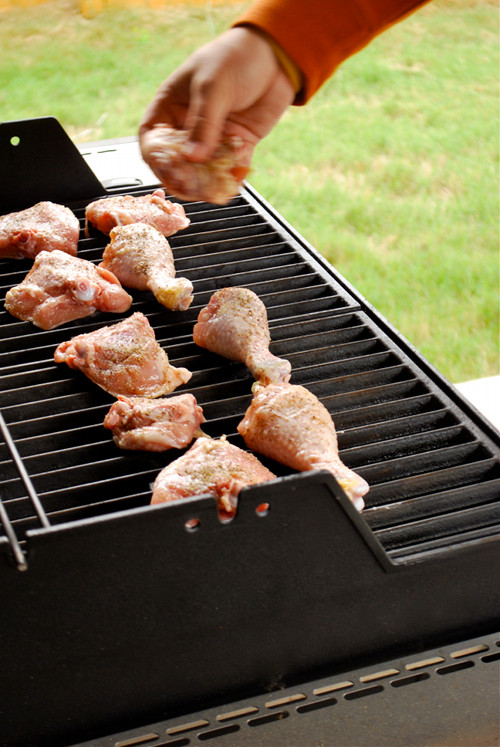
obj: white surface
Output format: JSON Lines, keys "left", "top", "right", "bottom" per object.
{"left": 79, "top": 138, "right": 157, "bottom": 188}
{"left": 454, "top": 375, "right": 500, "bottom": 431}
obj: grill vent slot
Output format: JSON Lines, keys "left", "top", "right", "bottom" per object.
{"left": 96, "top": 633, "right": 499, "bottom": 747}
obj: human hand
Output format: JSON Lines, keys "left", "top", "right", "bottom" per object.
{"left": 139, "top": 27, "right": 295, "bottom": 201}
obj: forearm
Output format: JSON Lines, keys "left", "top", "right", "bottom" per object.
{"left": 233, "top": 0, "right": 431, "bottom": 103}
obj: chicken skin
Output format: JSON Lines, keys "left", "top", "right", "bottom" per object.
{"left": 5, "top": 250, "right": 132, "bottom": 330}
{"left": 99, "top": 224, "right": 193, "bottom": 311}
{"left": 140, "top": 124, "right": 250, "bottom": 205}
{"left": 237, "top": 383, "right": 369, "bottom": 511}
{"left": 0, "top": 201, "right": 79, "bottom": 260}
{"left": 193, "top": 287, "right": 291, "bottom": 385}
{"left": 104, "top": 393, "right": 205, "bottom": 451}
{"left": 85, "top": 189, "right": 190, "bottom": 237}
{"left": 54, "top": 311, "right": 192, "bottom": 398}
{"left": 151, "top": 435, "right": 276, "bottom": 519}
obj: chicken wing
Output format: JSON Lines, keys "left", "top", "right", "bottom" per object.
{"left": 5, "top": 249, "right": 132, "bottom": 330}
{"left": 99, "top": 223, "right": 193, "bottom": 311}
{"left": 193, "top": 287, "right": 291, "bottom": 385}
{"left": 104, "top": 393, "right": 205, "bottom": 451}
{"left": 54, "top": 311, "right": 191, "bottom": 397}
{"left": 151, "top": 435, "right": 276, "bottom": 519}
{"left": 0, "top": 201, "right": 79, "bottom": 260}
{"left": 140, "top": 124, "right": 250, "bottom": 205}
{"left": 237, "top": 383, "right": 369, "bottom": 511}
{"left": 85, "top": 189, "right": 190, "bottom": 237}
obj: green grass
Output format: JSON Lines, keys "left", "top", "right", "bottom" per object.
{"left": 1, "top": 0, "right": 498, "bottom": 382}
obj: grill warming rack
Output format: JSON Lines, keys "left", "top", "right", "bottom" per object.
{"left": 0, "top": 119, "right": 498, "bottom": 747}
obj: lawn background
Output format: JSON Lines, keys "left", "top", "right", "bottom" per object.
{"left": 1, "top": 0, "right": 498, "bottom": 384}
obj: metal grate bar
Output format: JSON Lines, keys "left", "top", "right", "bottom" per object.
{"left": 0, "top": 410, "right": 49, "bottom": 527}
{"left": 0, "top": 496, "right": 28, "bottom": 570}
{"left": 365, "top": 478, "right": 500, "bottom": 528}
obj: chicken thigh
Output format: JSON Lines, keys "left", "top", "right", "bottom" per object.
{"left": 54, "top": 311, "right": 191, "bottom": 397}
{"left": 0, "top": 201, "right": 79, "bottom": 259}
{"left": 99, "top": 224, "right": 193, "bottom": 311}
{"left": 193, "top": 287, "right": 291, "bottom": 385}
{"left": 151, "top": 435, "right": 276, "bottom": 519}
{"left": 5, "top": 250, "right": 132, "bottom": 330}
{"left": 237, "top": 383, "right": 369, "bottom": 511}
{"left": 85, "top": 189, "right": 190, "bottom": 237}
{"left": 104, "top": 393, "right": 205, "bottom": 451}
{"left": 140, "top": 124, "right": 250, "bottom": 205}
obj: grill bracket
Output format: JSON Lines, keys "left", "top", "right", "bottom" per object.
{"left": 0, "top": 116, "right": 106, "bottom": 212}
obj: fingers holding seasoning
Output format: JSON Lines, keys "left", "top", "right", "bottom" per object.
{"left": 139, "top": 27, "right": 295, "bottom": 204}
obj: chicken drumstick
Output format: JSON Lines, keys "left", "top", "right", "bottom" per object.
{"left": 141, "top": 124, "right": 250, "bottom": 205}
{"left": 151, "top": 435, "right": 276, "bottom": 519}
{"left": 99, "top": 223, "right": 193, "bottom": 311}
{"left": 0, "top": 201, "right": 79, "bottom": 260}
{"left": 104, "top": 393, "right": 205, "bottom": 451}
{"left": 54, "top": 311, "right": 191, "bottom": 398}
{"left": 237, "top": 383, "right": 369, "bottom": 511}
{"left": 5, "top": 249, "right": 132, "bottom": 330}
{"left": 85, "top": 189, "right": 190, "bottom": 237}
{"left": 193, "top": 287, "right": 291, "bottom": 385}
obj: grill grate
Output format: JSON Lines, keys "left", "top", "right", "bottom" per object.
{"left": 1, "top": 185, "right": 499, "bottom": 566}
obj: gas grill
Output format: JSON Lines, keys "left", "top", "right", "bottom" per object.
{"left": 0, "top": 118, "right": 499, "bottom": 747}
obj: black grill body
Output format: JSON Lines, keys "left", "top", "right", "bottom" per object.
{"left": 0, "top": 120, "right": 498, "bottom": 747}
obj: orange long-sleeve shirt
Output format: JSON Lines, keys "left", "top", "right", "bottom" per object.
{"left": 234, "top": 0, "right": 431, "bottom": 103}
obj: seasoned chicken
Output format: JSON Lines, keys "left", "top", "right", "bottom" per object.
{"left": 151, "top": 435, "right": 276, "bottom": 519}
{"left": 0, "top": 201, "right": 79, "bottom": 260}
{"left": 85, "top": 189, "right": 190, "bottom": 237}
{"left": 99, "top": 223, "right": 193, "bottom": 311}
{"left": 54, "top": 311, "right": 191, "bottom": 398}
{"left": 237, "top": 383, "right": 369, "bottom": 511}
{"left": 193, "top": 287, "right": 291, "bottom": 385}
{"left": 104, "top": 393, "right": 205, "bottom": 451}
{"left": 140, "top": 124, "right": 250, "bottom": 205}
{"left": 5, "top": 250, "right": 132, "bottom": 330}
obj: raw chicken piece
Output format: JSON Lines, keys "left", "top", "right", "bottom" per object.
{"left": 99, "top": 224, "right": 193, "bottom": 311}
{"left": 5, "top": 250, "right": 132, "bottom": 330}
{"left": 151, "top": 435, "right": 276, "bottom": 519}
{"left": 54, "top": 311, "right": 191, "bottom": 398}
{"left": 237, "top": 383, "right": 369, "bottom": 511}
{"left": 104, "top": 393, "right": 205, "bottom": 451}
{"left": 0, "top": 201, "right": 79, "bottom": 259}
{"left": 85, "top": 189, "right": 190, "bottom": 237}
{"left": 193, "top": 287, "right": 291, "bottom": 386}
{"left": 140, "top": 124, "right": 250, "bottom": 205}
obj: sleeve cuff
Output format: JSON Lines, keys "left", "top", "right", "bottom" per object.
{"left": 233, "top": 23, "right": 304, "bottom": 101}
